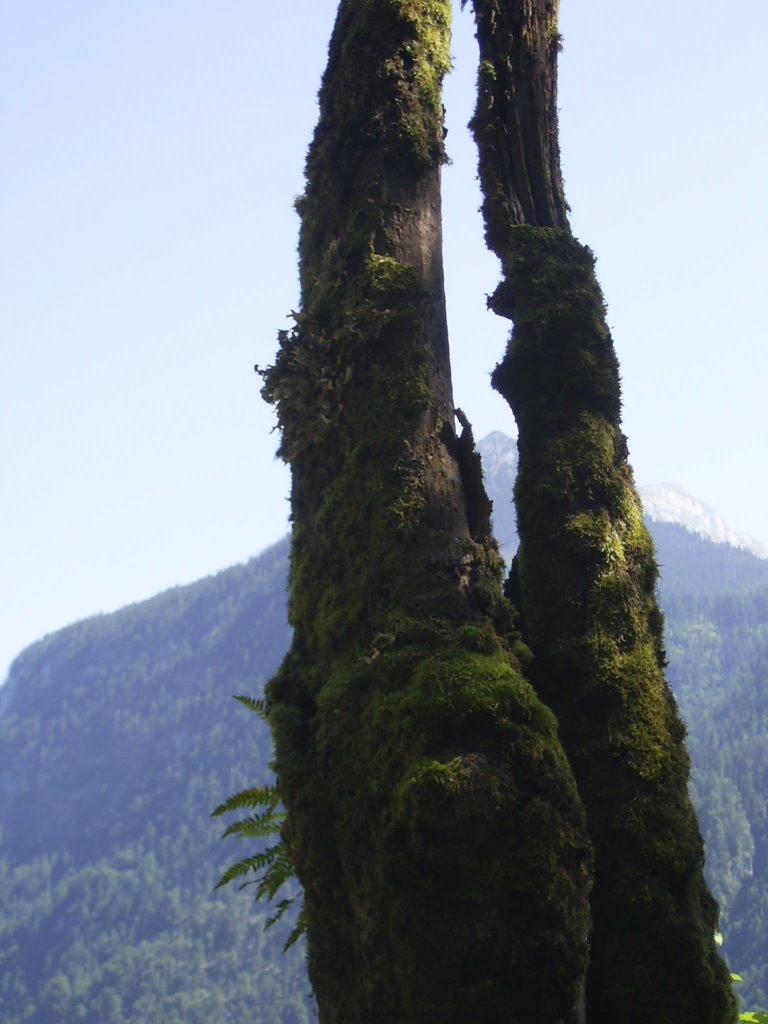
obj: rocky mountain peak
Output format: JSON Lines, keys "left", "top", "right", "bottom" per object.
{"left": 638, "top": 483, "right": 768, "bottom": 561}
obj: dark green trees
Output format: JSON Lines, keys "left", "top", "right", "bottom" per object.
{"left": 255, "top": 1, "right": 736, "bottom": 1022}
{"left": 467, "top": 0, "right": 736, "bottom": 1021}
{"left": 260, "top": 1, "right": 591, "bottom": 1021}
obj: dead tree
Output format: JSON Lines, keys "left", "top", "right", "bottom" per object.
{"left": 260, "top": 1, "right": 592, "bottom": 1021}
{"left": 466, "top": 1, "right": 737, "bottom": 1020}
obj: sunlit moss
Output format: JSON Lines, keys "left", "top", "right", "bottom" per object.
{"left": 260, "top": 3, "right": 593, "bottom": 1020}
{"left": 483, "top": 221, "right": 737, "bottom": 1024}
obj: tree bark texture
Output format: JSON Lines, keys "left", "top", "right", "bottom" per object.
{"left": 466, "top": 1, "right": 737, "bottom": 1021}
{"left": 262, "top": 2, "right": 592, "bottom": 1022}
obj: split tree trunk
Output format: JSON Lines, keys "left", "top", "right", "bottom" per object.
{"left": 466, "top": 1, "right": 737, "bottom": 1021}
{"left": 262, "top": 1, "right": 591, "bottom": 1021}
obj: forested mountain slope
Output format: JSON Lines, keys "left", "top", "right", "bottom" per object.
{"left": 651, "top": 522, "right": 768, "bottom": 598}
{"left": 665, "top": 584, "right": 768, "bottom": 1007}
{"left": 2, "top": 440, "right": 768, "bottom": 1018}
{"left": 0, "top": 539, "right": 311, "bottom": 1024}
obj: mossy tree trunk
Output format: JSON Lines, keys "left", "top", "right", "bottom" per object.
{"left": 466, "top": 1, "right": 737, "bottom": 1021}
{"left": 262, "top": 1, "right": 592, "bottom": 1021}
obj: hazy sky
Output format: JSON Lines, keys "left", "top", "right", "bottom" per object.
{"left": 2, "top": 0, "right": 767, "bottom": 683}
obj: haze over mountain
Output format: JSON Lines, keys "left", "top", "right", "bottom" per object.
{"left": 2, "top": 432, "right": 768, "bottom": 1021}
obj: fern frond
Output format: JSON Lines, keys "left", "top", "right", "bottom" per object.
{"left": 233, "top": 694, "right": 268, "bottom": 718}
{"left": 255, "top": 846, "right": 295, "bottom": 900}
{"left": 220, "top": 810, "right": 286, "bottom": 841}
{"left": 211, "top": 785, "right": 280, "bottom": 818}
{"left": 265, "top": 897, "right": 297, "bottom": 931}
{"left": 213, "top": 845, "right": 282, "bottom": 890}
{"left": 214, "top": 694, "right": 305, "bottom": 951}
{"left": 283, "top": 907, "right": 308, "bottom": 951}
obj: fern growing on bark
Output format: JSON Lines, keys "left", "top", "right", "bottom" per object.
{"left": 212, "top": 696, "right": 306, "bottom": 950}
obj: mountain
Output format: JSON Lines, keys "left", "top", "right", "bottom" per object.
{"left": 0, "top": 539, "right": 311, "bottom": 1024}
{"left": 477, "top": 432, "right": 768, "bottom": 596}
{"left": 646, "top": 521, "right": 768, "bottom": 598}
{"left": 3, "top": 434, "right": 768, "bottom": 1019}
{"left": 638, "top": 483, "right": 768, "bottom": 560}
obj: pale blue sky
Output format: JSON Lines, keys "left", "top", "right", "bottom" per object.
{"left": 2, "top": 0, "right": 767, "bottom": 682}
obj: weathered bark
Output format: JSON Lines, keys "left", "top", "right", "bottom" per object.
{"left": 467, "top": 1, "right": 737, "bottom": 1021}
{"left": 262, "top": 1, "right": 592, "bottom": 1021}
{"left": 468, "top": 0, "right": 568, "bottom": 233}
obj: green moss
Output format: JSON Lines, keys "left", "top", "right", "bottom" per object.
{"left": 267, "top": 601, "right": 593, "bottom": 1020}
{"left": 395, "top": 755, "right": 478, "bottom": 797}
{"left": 482, "top": 220, "right": 736, "bottom": 1023}
{"left": 287, "top": 626, "right": 592, "bottom": 1021}
{"left": 479, "top": 58, "right": 496, "bottom": 80}
{"left": 461, "top": 17, "right": 735, "bottom": 1002}
{"left": 390, "top": 0, "right": 451, "bottom": 125}
{"left": 259, "top": 4, "right": 598, "bottom": 1020}
{"left": 365, "top": 253, "right": 422, "bottom": 297}
{"left": 452, "top": 621, "right": 500, "bottom": 653}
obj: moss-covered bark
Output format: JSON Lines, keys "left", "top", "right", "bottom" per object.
{"left": 466, "top": 1, "right": 737, "bottom": 1021}
{"left": 262, "top": 1, "right": 592, "bottom": 1021}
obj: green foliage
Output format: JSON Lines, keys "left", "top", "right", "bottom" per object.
{"left": 0, "top": 539, "right": 312, "bottom": 1024}
{"left": 652, "top": 522, "right": 768, "bottom": 598}
{"left": 665, "top": 580, "right": 768, "bottom": 1011}
{"left": 725, "top": 942, "right": 768, "bottom": 1023}
{"left": 211, "top": 698, "right": 306, "bottom": 952}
